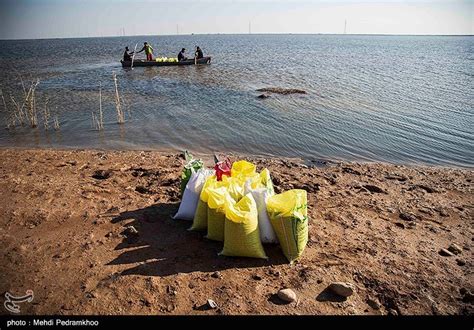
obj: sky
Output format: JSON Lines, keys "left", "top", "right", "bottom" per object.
{"left": 0, "top": 0, "right": 472, "bottom": 39}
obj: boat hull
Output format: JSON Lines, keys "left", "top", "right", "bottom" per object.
{"left": 121, "top": 57, "right": 211, "bottom": 67}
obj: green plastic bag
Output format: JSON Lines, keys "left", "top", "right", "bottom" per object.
{"left": 220, "top": 193, "right": 267, "bottom": 259}
{"left": 266, "top": 189, "right": 308, "bottom": 263}
{"left": 180, "top": 151, "right": 204, "bottom": 196}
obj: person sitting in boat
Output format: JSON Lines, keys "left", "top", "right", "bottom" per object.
{"left": 137, "top": 42, "right": 154, "bottom": 61}
{"left": 195, "top": 46, "right": 203, "bottom": 59}
{"left": 123, "top": 47, "right": 134, "bottom": 62}
{"left": 178, "top": 48, "right": 187, "bottom": 62}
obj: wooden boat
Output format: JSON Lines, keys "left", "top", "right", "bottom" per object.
{"left": 121, "top": 56, "right": 211, "bottom": 68}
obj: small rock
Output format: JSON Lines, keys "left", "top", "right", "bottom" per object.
{"left": 456, "top": 259, "right": 466, "bottom": 266}
{"left": 207, "top": 299, "right": 218, "bottom": 309}
{"left": 399, "top": 212, "right": 418, "bottom": 222}
{"left": 328, "top": 282, "right": 355, "bottom": 297}
{"left": 367, "top": 298, "right": 381, "bottom": 310}
{"left": 395, "top": 222, "right": 405, "bottom": 229}
{"left": 447, "top": 243, "right": 463, "bottom": 255}
{"left": 257, "top": 94, "right": 270, "bottom": 99}
{"left": 252, "top": 274, "right": 262, "bottom": 281}
{"left": 105, "top": 232, "right": 113, "bottom": 238}
{"left": 438, "top": 248, "right": 454, "bottom": 257}
{"left": 277, "top": 288, "right": 297, "bottom": 303}
{"left": 211, "top": 271, "right": 222, "bottom": 279}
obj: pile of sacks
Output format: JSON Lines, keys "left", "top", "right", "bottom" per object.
{"left": 173, "top": 154, "right": 309, "bottom": 263}
{"left": 155, "top": 57, "right": 179, "bottom": 62}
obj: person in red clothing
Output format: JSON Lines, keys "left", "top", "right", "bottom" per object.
{"left": 137, "top": 42, "right": 154, "bottom": 61}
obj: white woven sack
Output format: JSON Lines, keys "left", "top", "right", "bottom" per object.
{"left": 173, "top": 168, "right": 213, "bottom": 220}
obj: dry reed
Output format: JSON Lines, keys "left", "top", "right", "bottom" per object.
{"left": 112, "top": 72, "right": 124, "bottom": 124}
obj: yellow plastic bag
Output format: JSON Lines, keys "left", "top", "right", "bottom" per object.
{"left": 189, "top": 175, "right": 216, "bottom": 231}
{"left": 220, "top": 193, "right": 267, "bottom": 259}
{"left": 244, "top": 168, "right": 274, "bottom": 192}
{"left": 231, "top": 160, "right": 256, "bottom": 178}
{"left": 206, "top": 186, "right": 228, "bottom": 241}
{"left": 221, "top": 175, "right": 245, "bottom": 202}
{"left": 266, "top": 189, "right": 308, "bottom": 263}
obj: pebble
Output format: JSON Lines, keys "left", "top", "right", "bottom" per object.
{"left": 438, "top": 248, "right": 454, "bottom": 257}
{"left": 211, "top": 271, "right": 222, "bottom": 279}
{"left": 252, "top": 274, "right": 262, "bottom": 281}
{"left": 447, "top": 243, "right": 462, "bottom": 255}
{"left": 456, "top": 259, "right": 466, "bottom": 266}
{"left": 328, "top": 282, "right": 355, "bottom": 297}
{"left": 367, "top": 298, "right": 381, "bottom": 310}
{"left": 277, "top": 288, "right": 297, "bottom": 303}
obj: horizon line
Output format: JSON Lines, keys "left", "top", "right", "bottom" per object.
{"left": 1, "top": 32, "right": 473, "bottom": 41}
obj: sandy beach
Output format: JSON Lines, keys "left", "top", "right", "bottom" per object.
{"left": 0, "top": 148, "right": 472, "bottom": 315}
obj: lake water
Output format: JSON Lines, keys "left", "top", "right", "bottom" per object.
{"left": 0, "top": 34, "right": 472, "bottom": 167}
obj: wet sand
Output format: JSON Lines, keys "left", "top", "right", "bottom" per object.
{"left": 0, "top": 148, "right": 472, "bottom": 315}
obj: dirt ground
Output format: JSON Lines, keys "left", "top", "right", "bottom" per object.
{"left": 0, "top": 148, "right": 472, "bottom": 315}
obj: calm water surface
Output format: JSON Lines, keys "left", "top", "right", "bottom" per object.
{"left": 0, "top": 34, "right": 472, "bottom": 167}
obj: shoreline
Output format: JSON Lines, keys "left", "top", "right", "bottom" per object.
{"left": 0, "top": 146, "right": 471, "bottom": 171}
{"left": 0, "top": 148, "right": 472, "bottom": 315}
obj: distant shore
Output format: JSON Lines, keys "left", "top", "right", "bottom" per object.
{"left": 0, "top": 148, "right": 472, "bottom": 315}
{"left": 1, "top": 33, "right": 473, "bottom": 42}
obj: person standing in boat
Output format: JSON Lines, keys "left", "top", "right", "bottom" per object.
{"left": 178, "top": 48, "right": 187, "bottom": 62}
{"left": 137, "top": 42, "right": 154, "bottom": 61}
{"left": 195, "top": 46, "right": 203, "bottom": 59}
{"left": 123, "top": 47, "right": 134, "bottom": 61}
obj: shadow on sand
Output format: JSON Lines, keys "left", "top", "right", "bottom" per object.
{"left": 107, "top": 202, "right": 287, "bottom": 277}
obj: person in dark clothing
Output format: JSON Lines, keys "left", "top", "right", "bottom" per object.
{"left": 123, "top": 47, "right": 134, "bottom": 61}
{"left": 195, "top": 46, "right": 203, "bottom": 59}
{"left": 178, "top": 48, "right": 187, "bottom": 61}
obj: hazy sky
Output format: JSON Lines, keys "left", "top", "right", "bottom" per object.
{"left": 0, "top": 0, "right": 472, "bottom": 39}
